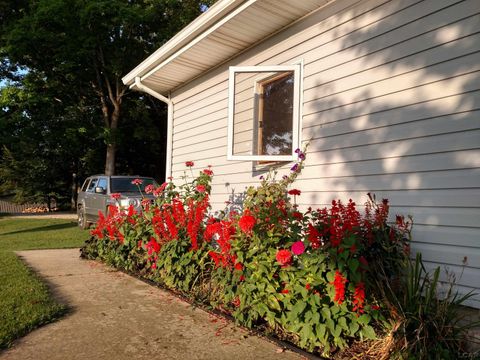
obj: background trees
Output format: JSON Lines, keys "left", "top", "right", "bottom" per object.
{"left": 0, "top": 0, "right": 213, "bottom": 208}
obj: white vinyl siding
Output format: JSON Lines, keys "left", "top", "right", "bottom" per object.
{"left": 170, "top": 0, "right": 480, "bottom": 307}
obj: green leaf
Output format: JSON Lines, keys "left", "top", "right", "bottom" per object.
{"left": 338, "top": 316, "right": 348, "bottom": 331}
{"left": 267, "top": 295, "right": 281, "bottom": 311}
{"left": 315, "top": 323, "right": 326, "bottom": 342}
{"left": 292, "top": 301, "right": 307, "bottom": 317}
{"left": 361, "top": 325, "right": 376, "bottom": 339}
{"left": 349, "top": 321, "right": 359, "bottom": 336}
{"left": 357, "top": 314, "right": 371, "bottom": 326}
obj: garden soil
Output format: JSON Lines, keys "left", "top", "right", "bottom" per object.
{"left": 0, "top": 249, "right": 303, "bottom": 360}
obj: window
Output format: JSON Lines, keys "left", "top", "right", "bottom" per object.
{"left": 81, "top": 179, "right": 90, "bottom": 192}
{"left": 86, "top": 178, "right": 98, "bottom": 192}
{"left": 110, "top": 177, "right": 158, "bottom": 193}
{"left": 227, "top": 64, "right": 302, "bottom": 161}
{"left": 97, "top": 178, "right": 108, "bottom": 192}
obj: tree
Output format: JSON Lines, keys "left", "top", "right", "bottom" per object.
{"left": 0, "top": 71, "right": 104, "bottom": 208}
{"left": 2, "top": 0, "right": 212, "bottom": 175}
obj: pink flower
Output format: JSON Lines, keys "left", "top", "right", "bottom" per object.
{"left": 153, "top": 182, "right": 167, "bottom": 197}
{"left": 145, "top": 184, "right": 155, "bottom": 194}
{"left": 185, "top": 161, "right": 194, "bottom": 167}
{"left": 196, "top": 185, "right": 206, "bottom": 193}
{"left": 110, "top": 193, "right": 121, "bottom": 200}
{"left": 291, "top": 241, "right": 305, "bottom": 255}
{"left": 131, "top": 178, "right": 143, "bottom": 185}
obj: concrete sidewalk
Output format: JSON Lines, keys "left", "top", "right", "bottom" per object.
{"left": 1, "top": 249, "right": 302, "bottom": 360}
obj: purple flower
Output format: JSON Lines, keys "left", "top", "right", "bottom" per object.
{"left": 295, "top": 148, "right": 301, "bottom": 154}
{"left": 291, "top": 163, "right": 299, "bottom": 172}
{"left": 298, "top": 152, "right": 306, "bottom": 160}
{"left": 259, "top": 176, "right": 264, "bottom": 180}
{"left": 282, "top": 175, "right": 288, "bottom": 180}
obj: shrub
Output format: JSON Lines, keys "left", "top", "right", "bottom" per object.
{"left": 81, "top": 151, "right": 473, "bottom": 358}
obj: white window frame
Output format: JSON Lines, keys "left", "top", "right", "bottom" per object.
{"left": 227, "top": 63, "right": 302, "bottom": 161}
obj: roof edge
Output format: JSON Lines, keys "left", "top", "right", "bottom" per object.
{"left": 122, "top": 0, "right": 247, "bottom": 86}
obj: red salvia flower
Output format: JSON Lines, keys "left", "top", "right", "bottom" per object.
{"left": 203, "top": 169, "right": 213, "bottom": 176}
{"left": 276, "top": 249, "right": 292, "bottom": 266}
{"left": 288, "top": 189, "right": 301, "bottom": 196}
{"left": 292, "top": 211, "right": 303, "bottom": 220}
{"left": 332, "top": 270, "right": 348, "bottom": 305}
{"left": 234, "top": 262, "right": 243, "bottom": 271}
{"left": 146, "top": 237, "right": 161, "bottom": 255}
{"left": 185, "top": 161, "right": 194, "bottom": 167}
{"left": 352, "top": 282, "right": 366, "bottom": 314}
{"left": 307, "top": 223, "right": 321, "bottom": 249}
{"left": 359, "top": 256, "right": 369, "bottom": 269}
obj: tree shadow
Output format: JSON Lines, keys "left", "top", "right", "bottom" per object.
{"left": 1, "top": 222, "right": 77, "bottom": 236}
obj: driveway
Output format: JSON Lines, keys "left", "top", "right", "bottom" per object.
{"left": 1, "top": 249, "right": 303, "bottom": 360}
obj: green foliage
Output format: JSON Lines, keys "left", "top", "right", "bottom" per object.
{"left": 0, "top": 0, "right": 214, "bottom": 188}
{"left": 80, "top": 155, "right": 476, "bottom": 358}
{"left": 82, "top": 154, "right": 408, "bottom": 357}
{"left": 381, "top": 253, "right": 479, "bottom": 359}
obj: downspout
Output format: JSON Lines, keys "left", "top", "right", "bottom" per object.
{"left": 134, "top": 77, "right": 173, "bottom": 180}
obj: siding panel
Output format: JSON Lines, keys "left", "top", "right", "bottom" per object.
{"left": 169, "top": 0, "right": 480, "bottom": 305}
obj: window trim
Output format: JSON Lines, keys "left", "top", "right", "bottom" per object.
{"left": 227, "top": 64, "right": 302, "bottom": 161}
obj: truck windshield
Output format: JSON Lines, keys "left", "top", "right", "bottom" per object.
{"left": 110, "top": 177, "right": 158, "bottom": 193}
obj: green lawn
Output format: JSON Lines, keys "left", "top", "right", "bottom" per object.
{"left": 0, "top": 217, "right": 89, "bottom": 349}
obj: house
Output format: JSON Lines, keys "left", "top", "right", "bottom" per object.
{"left": 123, "top": 0, "right": 480, "bottom": 307}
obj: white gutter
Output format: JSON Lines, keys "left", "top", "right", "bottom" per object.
{"left": 134, "top": 77, "right": 173, "bottom": 180}
{"left": 122, "top": 0, "right": 246, "bottom": 86}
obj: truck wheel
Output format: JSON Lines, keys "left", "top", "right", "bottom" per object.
{"left": 78, "top": 207, "right": 89, "bottom": 230}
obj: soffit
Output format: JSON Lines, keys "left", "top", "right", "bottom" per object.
{"left": 123, "top": 0, "right": 332, "bottom": 95}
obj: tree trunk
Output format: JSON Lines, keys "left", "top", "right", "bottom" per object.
{"left": 71, "top": 172, "right": 78, "bottom": 210}
{"left": 105, "top": 143, "right": 116, "bottom": 176}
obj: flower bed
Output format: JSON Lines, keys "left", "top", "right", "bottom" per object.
{"left": 81, "top": 152, "right": 413, "bottom": 357}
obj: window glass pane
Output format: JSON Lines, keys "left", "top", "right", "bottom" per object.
{"left": 86, "top": 178, "right": 98, "bottom": 192}
{"left": 258, "top": 72, "right": 293, "bottom": 155}
{"left": 97, "top": 178, "right": 108, "bottom": 190}
{"left": 81, "top": 179, "right": 90, "bottom": 192}
{"left": 231, "top": 70, "right": 294, "bottom": 157}
{"left": 110, "top": 177, "right": 158, "bottom": 193}
{"left": 232, "top": 72, "right": 257, "bottom": 156}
